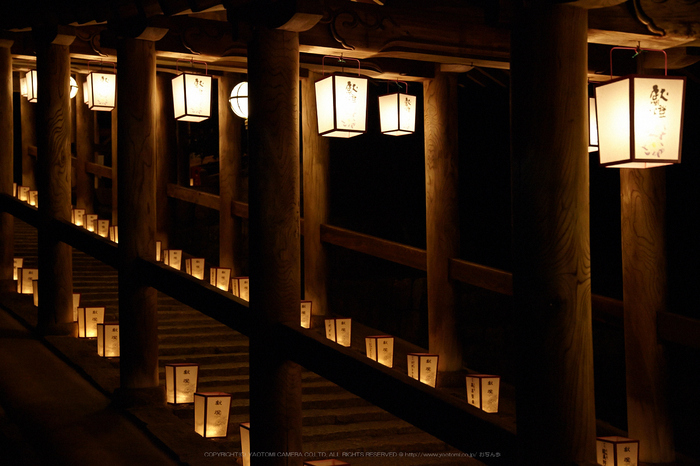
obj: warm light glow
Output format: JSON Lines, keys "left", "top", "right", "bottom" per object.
{"left": 73, "top": 293, "right": 81, "bottom": 322}
{"left": 164, "top": 250, "right": 183, "bottom": 271}
{"left": 194, "top": 392, "right": 232, "bottom": 438}
{"left": 32, "top": 280, "right": 38, "bottom": 307}
{"left": 379, "top": 92, "right": 416, "bottom": 135}
{"left": 407, "top": 353, "right": 439, "bottom": 388}
{"left": 83, "top": 80, "right": 89, "bottom": 104}
{"left": 97, "top": 323, "right": 120, "bottom": 357}
{"left": 16, "top": 268, "right": 37, "bottom": 294}
{"left": 17, "top": 186, "right": 30, "bottom": 202}
{"left": 210, "top": 268, "right": 231, "bottom": 292}
{"left": 596, "top": 436, "right": 639, "bottom": 466}
{"left": 87, "top": 71, "right": 116, "bottom": 111}
{"left": 109, "top": 226, "right": 119, "bottom": 243}
{"left": 28, "top": 191, "right": 38, "bottom": 207}
{"left": 78, "top": 307, "right": 105, "bottom": 338}
{"left": 596, "top": 75, "right": 685, "bottom": 168}
{"left": 229, "top": 82, "right": 248, "bottom": 119}
{"left": 26, "top": 70, "right": 38, "bottom": 103}
{"left": 240, "top": 423, "right": 250, "bottom": 466}
{"left": 315, "top": 74, "right": 368, "bottom": 137}
{"left": 172, "top": 73, "right": 212, "bottom": 122}
{"left": 365, "top": 335, "right": 394, "bottom": 368}
{"left": 13, "top": 258, "right": 23, "bottom": 281}
{"left": 231, "top": 277, "right": 249, "bottom": 301}
{"left": 156, "top": 241, "right": 162, "bottom": 261}
{"left": 304, "top": 460, "right": 350, "bottom": 466}
{"left": 97, "top": 220, "right": 110, "bottom": 238}
{"left": 466, "top": 374, "right": 500, "bottom": 413}
{"left": 186, "top": 258, "right": 206, "bottom": 280}
{"left": 70, "top": 76, "right": 78, "bottom": 99}
{"left": 20, "top": 77, "right": 27, "bottom": 97}
{"left": 325, "top": 318, "right": 351, "bottom": 347}
{"left": 86, "top": 214, "right": 98, "bottom": 232}
{"left": 589, "top": 97, "right": 598, "bottom": 152}
{"left": 71, "top": 208, "right": 85, "bottom": 227}
{"left": 166, "top": 364, "right": 199, "bottom": 404}
{"left": 300, "top": 301, "right": 312, "bottom": 329}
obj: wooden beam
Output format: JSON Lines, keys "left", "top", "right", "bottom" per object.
{"left": 0, "top": 43, "right": 13, "bottom": 292}
{"left": 166, "top": 183, "right": 220, "bottom": 210}
{"left": 74, "top": 73, "right": 95, "bottom": 212}
{"left": 84, "top": 161, "right": 113, "bottom": 179}
{"left": 449, "top": 258, "right": 513, "bottom": 296}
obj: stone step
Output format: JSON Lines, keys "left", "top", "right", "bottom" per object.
{"left": 158, "top": 341, "right": 249, "bottom": 356}
{"left": 157, "top": 331, "right": 240, "bottom": 345}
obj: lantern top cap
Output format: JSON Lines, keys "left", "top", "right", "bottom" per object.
{"left": 176, "top": 57, "right": 208, "bottom": 76}
{"left": 609, "top": 45, "right": 667, "bottom": 78}
{"left": 322, "top": 55, "right": 362, "bottom": 77}
{"left": 87, "top": 60, "right": 116, "bottom": 74}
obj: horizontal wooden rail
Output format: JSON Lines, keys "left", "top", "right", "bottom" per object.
{"left": 167, "top": 183, "right": 220, "bottom": 210}
{"left": 84, "top": 161, "right": 113, "bottom": 179}
{"left": 449, "top": 258, "right": 513, "bottom": 296}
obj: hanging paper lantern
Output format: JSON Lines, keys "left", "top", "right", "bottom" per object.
{"left": 229, "top": 82, "right": 248, "bottom": 120}
{"left": 172, "top": 61, "right": 212, "bottom": 122}
{"left": 315, "top": 57, "right": 368, "bottom": 138}
{"left": 378, "top": 85, "right": 416, "bottom": 136}
{"left": 86, "top": 67, "right": 116, "bottom": 111}
{"left": 26, "top": 70, "right": 38, "bottom": 103}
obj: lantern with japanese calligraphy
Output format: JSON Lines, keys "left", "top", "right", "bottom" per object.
{"left": 13, "top": 258, "right": 23, "bottom": 281}
{"left": 26, "top": 70, "right": 37, "bottom": 103}
{"left": 210, "top": 267, "right": 231, "bottom": 291}
{"left": 185, "top": 258, "right": 205, "bottom": 280}
{"left": 229, "top": 82, "right": 248, "bottom": 120}
{"left": 172, "top": 61, "right": 212, "bottom": 122}
{"left": 325, "top": 318, "right": 352, "bottom": 347}
{"left": 12, "top": 182, "right": 16, "bottom": 197}
{"left": 71, "top": 208, "right": 85, "bottom": 227}
{"left": 17, "top": 186, "right": 29, "bottom": 202}
{"left": 16, "top": 268, "right": 38, "bottom": 294}
{"left": 365, "top": 335, "right": 394, "bottom": 368}
{"left": 165, "top": 363, "right": 199, "bottom": 404}
{"left": 379, "top": 82, "right": 416, "bottom": 136}
{"left": 407, "top": 353, "right": 439, "bottom": 388}
{"left": 589, "top": 96, "right": 599, "bottom": 152}
{"left": 596, "top": 436, "right": 639, "bottom": 466}
{"left": 109, "top": 226, "right": 118, "bottom": 243}
{"left": 86, "top": 214, "right": 98, "bottom": 232}
{"left": 300, "top": 300, "right": 312, "bottom": 329}
{"left": 304, "top": 461, "right": 350, "bottom": 466}
{"left": 77, "top": 306, "right": 105, "bottom": 338}
{"left": 240, "top": 422, "right": 250, "bottom": 466}
{"left": 96, "top": 220, "right": 110, "bottom": 238}
{"left": 466, "top": 374, "right": 500, "bottom": 413}
{"left": 194, "top": 392, "right": 232, "bottom": 438}
{"left": 97, "top": 323, "right": 120, "bottom": 357}
{"left": 315, "top": 57, "right": 367, "bottom": 138}
{"left": 231, "top": 277, "right": 249, "bottom": 301}
{"left": 163, "top": 250, "right": 183, "bottom": 271}
{"left": 86, "top": 65, "right": 116, "bottom": 111}
{"left": 28, "top": 190, "right": 38, "bottom": 207}
{"left": 32, "top": 280, "right": 38, "bottom": 306}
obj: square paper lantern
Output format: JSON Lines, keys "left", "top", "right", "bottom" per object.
{"left": 210, "top": 267, "right": 231, "bottom": 291}
{"left": 407, "top": 353, "right": 439, "bottom": 388}
{"left": 240, "top": 422, "right": 250, "bottom": 466}
{"left": 379, "top": 92, "right": 416, "bottom": 136}
{"left": 71, "top": 208, "right": 85, "bottom": 227}
{"left": 163, "top": 250, "right": 183, "bottom": 271}
{"left": 96, "top": 220, "right": 110, "bottom": 238}
{"left": 172, "top": 73, "right": 212, "bottom": 122}
{"left": 185, "top": 258, "right": 205, "bottom": 280}
{"left": 17, "top": 268, "right": 38, "bottom": 294}
{"left": 595, "top": 75, "right": 686, "bottom": 168}
{"left": 109, "top": 225, "right": 118, "bottom": 243}
{"left": 166, "top": 363, "right": 199, "bottom": 404}
{"left": 365, "top": 335, "right": 394, "bottom": 368}
{"left": 86, "top": 71, "right": 116, "bottom": 111}
{"left": 32, "top": 280, "right": 38, "bottom": 307}
{"left": 466, "top": 374, "right": 500, "bottom": 413}
{"left": 300, "top": 300, "right": 312, "bottom": 329}
{"left": 86, "top": 214, "right": 98, "bottom": 232}
{"left": 304, "top": 461, "right": 350, "bottom": 466}
{"left": 17, "top": 185, "right": 30, "bottom": 202}
{"left": 97, "top": 322, "right": 120, "bottom": 357}
{"left": 315, "top": 73, "right": 368, "bottom": 137}
{"left": 82, "top": 80, "right": 89, "bottom": 104}
{"left": 325, "top": 318, "right": 352, "bottom": 347}
{"left": 77, "top": 306, "right": 105, "bottom": 338}
{"left": 73, "top": 293, "right": 81, "bottom": 321}
{"left": 596, "top": 436, "right": 639, "bottom": 466}
{"left": 26, "top": 70, "right": 38, "bottom": 103}
{"left": 28, "top": 190, "right": 38, "bottom": 207}
{"left": 13, "top": 258, "right": 23, "bottom": 281}
{"left": 194, "top": 392, "right": 232, "bottom": 438}
{"left": 20, "top": 76, "right": 27, "bottom": 98}
{"left": 156, "top": 240, "right": 162, "bottom": 262}
{"left": 231, "top": 277, "right": 249, "bottom": 301}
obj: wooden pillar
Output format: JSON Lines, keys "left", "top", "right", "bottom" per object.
{"left": 247, "top": 26, "right": 303, "bottom": 463}
{"left": 20, "top": 90, "right": 36, "bottom": 189}
{"left": 0, "top": 41, "right": 14, "bottom": 292}
{"left": 218, "top": 73, "right": 244, "bottom": 274}
{"left": 35, "top": 31, "right": 76, "bottom": 336}
{"left": 510, "top": 4, "right": 596, "bottom": 465}
{"left": 111, "top": 105, "right": 118, "bottom": 225}
{"left": 301, "top": 71, "right": 330, "bottom": 315}
{"left": 621, "top": 168, "right": 675, "bottom": 463}
{"left": 155, "top": 73, "right": 177, "bottom": 251}
{"left": 75, "top": 73, "right": 95, "bottom": 212}
{"left": 117, "top": 36, "right": 159, "bottom": 393}
{"left": 424, "top": 68, "right": 461, "bottom": 374}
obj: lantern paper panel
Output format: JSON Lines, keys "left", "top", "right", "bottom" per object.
{"left": 185, "top": 258, "right": 205, "bottom": 280}
{"left": 20, "top": 77, "right": 27, "bottom": 97}
{"left": 172, "top": 73, "right": 212, "bottom": 122}
{"left": 18, "top": 186, "right": 30, "bottom": 202}
{"left": 596, "top": 436, "right": 639, "bottom": 466}
{"left": 82, "top": 80, "right": 89, "bottom": 104}
{"left": 304, "top": 461, "right": 350, "bottom": 466}
{"left": 156, "top": 240, "right": 162, "bottom": 262}
{"left": 13, "top": 258, "right": 23, "bottom": 281}
{"left": 163, "top": 250, "right": 183, "bottom": 271}
{"left": 231, "top": 277, "right": 249, "bottom": 301}
{"left": 97, "top": 220, "right": 110, "bottom": 238}
{"left": 378, "top": 92, "right": 416, "bottom": 136}
{"left": 466, "top": 374, "right": 500, "bottom": 413}
{"left": 12, "top": 182, "right": 16, "bottom": 197}
{"left": 210, "top": 267, "right": 231, "bottom": 291}
{"left": 109, "top": 226, "right": 118, "bottom": 243}
{"left": 32, "top": 280, "right": 38, "bottom": 307}
{"left": 17, "top": 268, "right": 38, "bottom": 294}
{"left": 407, "top": 353, "right": 439, "bottom": 388}
{"left": 73, "top": 293, "right": 81, "bottom": 321}
{"left": 365, "top": 335, "right": 394, "bottom": 368}
{"left": 72, "top": 208, "right": 85, "bottom": 227}
{"left": 86, "top": 214, "right": 98, "bottom": 232}
{"left": 26, "top": 70, "right": 38, "bottom": 103}
{"left": 69, "top": 76, "right": 78, "bottom": 99}
{"left": 87, "top": 72, "right": 116, "bottom": 111}
{"left": 28, "top": 190, "right": 38, "bottom": 207}
{"left": 97, "top": 323, "right": 120, "bottom": 357}
{"left": 589, "top": 97, "right": 599, "bottom": 152}
{"left": 229, "top": 82, "right": 248, "bottom": 120}
{"left": 78, "top": 306, "right": 105, "bottom": 338}
{"left": 301, "top": 301, "right": 312, "bottom": 329}
{"left": 325, "top": 318, "right": 352, "bottom": 347}
{"left": 194, "top": 392, "right": 232, "bottom": 438}
{"left": 240, "top": 422, "right": 250, "bottom": 466}
{"left": 315, "top": 74, "right": 368, "bottom": 138}
{"left": 595, "top": 75, "right": 685, "bottom": 168}
{"left": 165, "top": 363, "right": 199, "bottom": 404}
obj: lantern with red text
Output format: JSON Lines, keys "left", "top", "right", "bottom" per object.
{"left": 596, "top": 436, "right": 639, "bottom": 466}
{"left": 210, "top": 267, "right": 231, "bottom": 291}
{"left": 407, "top": 353, "right": 439, "bottom": 388}
{"left": 365, "top": 335, "right": 394, "bottom": 368}
{"left": 194, "top": 392, "right": 232, "bottom": 438}
{"left": 97, "top": 323, "right": 120, "bottom": 357}
{"left": 466, "top": 374, "right": 500, "bottom": 413}
{"left": 325, "top": 318, "right": 352, "bottom": 347}
{"left": 78, "top": 306, "right": 105, "bottom": 338}
{"left": 165, "top": 363, "right": 199, "bottom": 404}
{"left": 300, "top": 301, "right": 312, "bottom": 329}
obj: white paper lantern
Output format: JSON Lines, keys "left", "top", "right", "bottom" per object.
{"left": 466, "top": 374, "right": 500, "bottom": 413}
{"left": 325, "top": 318, "right": 352, "bottom": 347}
{"left": 73, "top": 293, "right": 81, "bottom": 322}
{"left": 97, "top": 322, "right": 120, "bottom": 357}
{"left": 210, "top": 267, "right": 231, "bottom": 291}
{"left": 109, "top": 225, "right": 118, "bottom": 243}
{"left": 163, "top": 250, "right": 183, "bottom": 271}
{"left": 71, "top": 208, "right": 85, "bottom": 227}
{"left": 32, "top": 280, "right": 39, "bottom": 307}
{"left": 96, "top": 220, "right": 110, "bottom": 238}
{"left": 26, "top": 70, "right": 38, "bottom": 103}
{"left": 407, "top": 353, "right": 439, "bottom": 388}
{"left": 16, "top": 268, "right": 38, "bottom": 294}
{"left": 194, "top": 392, "right": 232, "bottom": 438}
{"left": 596, "top": 436, "right": 639, "bottom": 466}
{"left": 315, "top": 61, "right": 368, "bottom": 138}
{"left": 69, "top": 76, "right": 78, "bottom": 99}
{"left": 77, "top": 306, "right": 105, "bottom": 338}
{"left": 185, "top": 258, "right": 206, "bottom": 280}
{"left": 17, "top": 186, "right": 30, "bottom": 202}
{"left": 28, "top": 190, "right": 38, "bottom": 207}
{"left": 20, "top": 76, "right": 27, "bottom": 98}
{"left": 86, "top": 70, "right": 116, "bottom": 111}
{"left": 156, "top": 240, "right": 162, "bottom": 262}
{"left": 379, "top": 91, "right": 416, "bottom": 136}
{"left": 165, "top": 363, "right": 199, "bottom": 404}
{"left": 172, "top": 72, "right": 212, "bottom": 122}
{"left": 13, "top": 258, "right": 23, "bottom": 281}
{"left": 229, "top": 82, "right": 248, "bottom": 120}
{"left": 231, "top": 277, "right": 249, "bottom": 301}
{"left": 240, "top": 422, "right": 250, "bottom": 466}
{"left": 85, "top": 214, "right": 98, "bottom": 232}
{"left": 300, "top": 300, "right": 312, "bottom": 329}
{"left": 365, "top": 335, "right": 394, "bottom": 368}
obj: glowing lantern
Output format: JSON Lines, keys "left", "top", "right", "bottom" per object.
{"left": 86, "top": 65, "right": 116, "bottom": 111}
{"left": 109, "top": 226, "right": 118, "bottom": 243}
{"left": 156, "top": 241, "right": 162, "bottom": 261}
{"left": 172, "top": 61, "right": 212, "bottom": 122}
{"left": 69, "top": 76, "right": 78, "bottom": 99}
{"left": 163, "top": 250, "right": 183, "bottom": 271}
{"left": 20, "top": 76, "right": 27, "bottom": 97}
{"left": 26, "top": 70, "right": 38, "bottom": 103}
{"left": 229, "top": 82, "right": 248, "bottom": 120}
{"left": 166, "top": 363, "right": 199, "bottom": 404}
{"left": 96, "top": 220, "right": 110, "bottom": 238}
{"left": 596, "top": 436, "right": 639, "bottom": 466}
{"left": 194, "top": 392, "right": 232, "bottom": 438}
{"left": 210, "top": 267, "right": 231, "bottom": 291}
{"left": 32, "top": 280, "right": 38, "bottom": 306}
{"left": 185, "top": 258, "right": 205, "bottom": 280}
{"left": 589, "top": 97, "right": 599, "bottom": 152}
{"left": 315, "top": 57, "right": 367, "bottom": 138}
{"left": 17, "top": 186, "right": 29, "bottom": 202}
{"left": 28, "top": 190, "right": 38, "bottom": 207}
{"left": 240, "top": 423, "right": 250, "bottom": 466}
{"left": 86, "top": 214, "right": 98, "bottom": 232}
{"left": 407, "top": 353, "right": 439, "bottom": 388}
{"left": 73, "top": 293, "right": 81, "bottom": 321}
{"left": 325, "top": 318, "right": 351, "bottom": 347}
{"left": 365, "top": 335, "right": 394, "bottom": 368}
{"left": 304, "top": 461, "right": 350, "bottom": 466}
{"left": 300, "top": 300, "right": 312, "bottom": 329}
{"left": 12, "top": 182, "right": 16, "bottom": 197}
{"left": 82, "top": 80, "right": 89, "bottom": 104}
{"left": 16, "top": 268, "right": 38, "bottom": 294}
{"left": 97, "top": 323, "right": 120, "bottom": 357}
{"left": 378, "top": 83, "right": 416, "bottom": 136}
{"left": 231, "top": 277, "right": 249, "bottom": 301}
{"left": 13, "top": 258, "right": 23, "bottom": 281}
{"left": 466, "top": 374, "right": 500, "bottom": 413}
{"left": 77, "top": 306, "right": 105, "bottom": 338}
{"left": 71, "top": 208, "right": 85, "bottom": 227}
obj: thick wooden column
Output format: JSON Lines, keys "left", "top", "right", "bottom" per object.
{"left": 111, "top": 105, "right": 118, "bottom": 225}
{"left": 75, "top": 73, "right": 95, "bottom": 212}
{"left": 247, "top": 27, "right": 303, "bottom": 463}
{"left": 620, "top": 169, "right": 675, "bottom": 463}
{"left": 117, "top": 36, "right": 159, "bottom": 393}
{"left": 424, "top": 69, "right": 461, "bottom": 374}
{"left": 218, "top": 73, "right": 244, "bottom": 274}
{"left": 510, "top": 4, "right": 596, "bottom": 465}
{"left": 301, "top": 71, "right": 330, "bottom": 315}
{"left": 155, "top": 73, "right": 176, "bottom": 251}
{"left": 20, "top": 91, "right": 36, "bottom": 189}
{"left": 0, "top": 41, "right": 13, "bottom": 292}
{"left": 35, "top": 32, "right": 76, "bottom": 336}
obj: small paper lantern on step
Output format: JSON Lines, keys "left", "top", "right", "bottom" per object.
{"left": 407, "top": 353, "right": 439, "bottom": 388}
{"left": 165, "top": 363, "right": 199, "bottom": 404}
{"left": 194, "top": 392, "right": 232, "bottom": 438}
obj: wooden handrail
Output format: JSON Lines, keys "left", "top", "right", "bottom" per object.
{"left": 166, "top": 183, "right": 220, "bottom": 210}
{"left": 84, "top": 161, "right": 113, "bottom": 179}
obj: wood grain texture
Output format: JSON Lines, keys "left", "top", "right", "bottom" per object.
{"left": 84, "top": 161, "right": 113, "bottom": 179}
{"left": 35, "top": 39, "right": 75, "bottom": 336}
{"left": 620, "top": 168, "right": 675, "bottom": 463}
{"left": 20, "top": 94, "right": 36, "bottom": 188}
{"left": 111, "top": 105, "right": 118, "bottom": 224}
{"left": 75, "top": 73, "right": 95, "bottom": 212}
{"left": 301, "top": 71, "right": 330, "bottom": 316}
{"left": 247, "top": 27, "right": 303, "bottom": 465}
{"left": 155, "top": 73, "right": 177, "bottom": 250}
{"left": 117, "top": 37, "right": 159, "bottom": 390}
{"left": 0, "top": 45, "right": 13, "bottom": 290}
{"left": 510, "top": 4, "right": 596, "bottom": 465}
